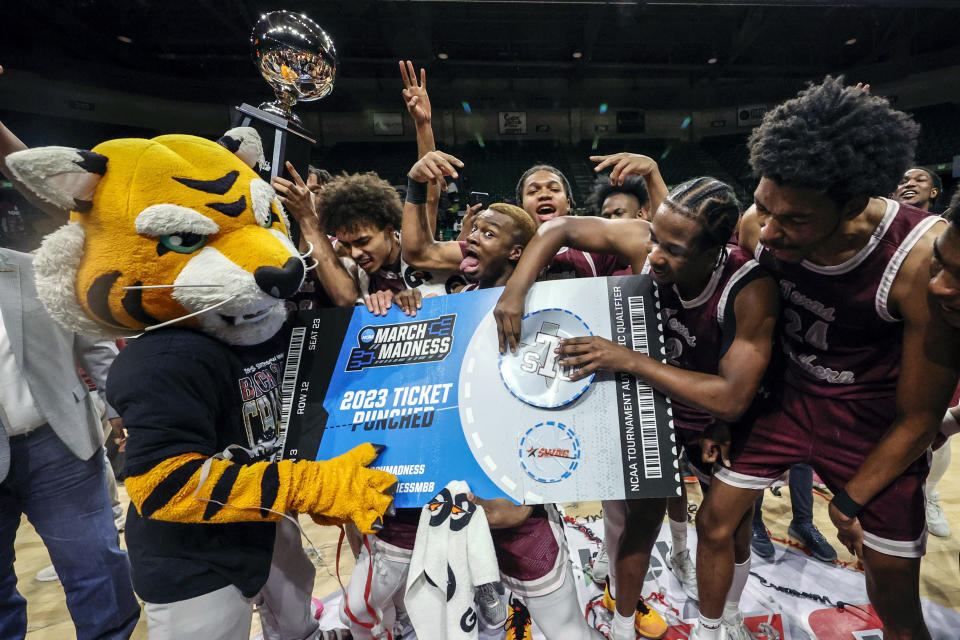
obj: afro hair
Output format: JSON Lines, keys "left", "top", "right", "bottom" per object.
{"left": 317, "top": 172, "right": 402, "bottom": 236}
{"left": 586, "top": 174, "right": 650, "bottom": 217}
{"left": 747, "top": 76, "right": 919, "bottom": 204}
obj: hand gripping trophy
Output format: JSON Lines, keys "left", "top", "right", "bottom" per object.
{"left": 236, "top": 10, "right": 338, "bottom": 181}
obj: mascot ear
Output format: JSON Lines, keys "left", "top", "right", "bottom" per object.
{"left": 217, "top": 127, "right": 265, "bottom": 170}
{"left": 5, "top": 147, "right": 107, "bottom": 215}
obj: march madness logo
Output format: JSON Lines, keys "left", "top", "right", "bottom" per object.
{"left": 347, "top": 315, "right": 456, "bottom": 371}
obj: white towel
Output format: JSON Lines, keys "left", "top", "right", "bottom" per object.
{"left": 405, "top": 481, "right": 500, "bottom": 640}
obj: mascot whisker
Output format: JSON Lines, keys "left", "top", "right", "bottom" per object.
{"left": 5, "top": 127, "right": 397, "bottom": 638}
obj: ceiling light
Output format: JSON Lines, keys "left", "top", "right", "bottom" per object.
{"left": 438, "top": 52, "right": 448, "bottom": 60}
{"left": 707, "top": 57, "right": 718, "bottom": 64}
{"left": 572, "top": 51, "right": 583, "bottom": 59}
{"left": 845, "top": 38, "right": 857, "bottom": 45}
{"left": 117, "top": 35, "right": 133, "bottom": 44}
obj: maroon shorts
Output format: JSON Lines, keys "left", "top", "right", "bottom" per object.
{"left": 491, "top": 504, "right": 568, "bottom": 597}
{"left": 715, "top": 384, "right": 929, "bottom": 557}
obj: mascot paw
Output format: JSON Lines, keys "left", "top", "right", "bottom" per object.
{"left": 310, "top": 443, "right": 397, "bottom": 534}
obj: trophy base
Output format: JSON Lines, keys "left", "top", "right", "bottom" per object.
{"left": 234, "top": 103, "right": 319, "bottom": 248}
{"left": 257, "top": 101, "right": 303, "bottom": 127}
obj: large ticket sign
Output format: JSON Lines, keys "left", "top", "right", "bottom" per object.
{"left": 281, "top": 275, "right": 679, "bottom": 508}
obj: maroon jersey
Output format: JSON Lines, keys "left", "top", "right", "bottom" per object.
{"left": 544, "top": 247, "right": 620, "bottom": 280}
{"left": 657, "top": 246, "right": 767, "bottom": 432}
{"left": 754, "top": 198, "right": 940, "bottom": 400}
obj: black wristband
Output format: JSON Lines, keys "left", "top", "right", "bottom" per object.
{"left": 831, "top": 488, "right": 863, "bottom": 519}
{"left": 406, "top": 178, "right": 428, "bottom": 205}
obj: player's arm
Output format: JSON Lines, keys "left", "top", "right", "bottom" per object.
{"left": 558, "top": 275, "right": 778, "bottom": 423}
{"left": 399, "top": 60, "right": 441, "bottom": 237}
{"left": 400, "top": 150, "right": 466, "bottom": 272}
{"left": 493, "top": 216, "right": 650, "bottom": 353}
{"left": 590, "top": 152, "right": 668, "bottom": 214}
{"left": 833, "top": 223, "right": 960, "bottom": 553}
{"left": 273, "top": 161, "right": 359, "bottom": 307}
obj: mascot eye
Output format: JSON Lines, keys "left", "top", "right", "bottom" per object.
{"left": 158, "top": 232, "right": 208, "bottom": 255}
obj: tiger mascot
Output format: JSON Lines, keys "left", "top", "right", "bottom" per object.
{"left": 5, "top": 128, "right": 396, "bottom": 639}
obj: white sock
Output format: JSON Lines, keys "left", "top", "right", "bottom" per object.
{"left": 669, "top": 517, "right": 687, "bottom": 556}
{"left": 941, "top": 409, "right": 960, "bottom": 438}
{"left": 696, "top": 614, "right": 723, "bottom": 639}
{"left": 610, "top": 610, "right": 635, "bottom": 640}
{"left": 722, "top": 556, "right": 751, "bottom": 623}
{"left": 927, "top": 440, "right": 952, "bottom": 496}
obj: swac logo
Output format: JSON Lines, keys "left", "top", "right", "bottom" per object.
{"left": 518, "top": 421, "right": 581, "bottom": 484}
{"left": 346, "top": 314, "right": 455, "bottom": 371}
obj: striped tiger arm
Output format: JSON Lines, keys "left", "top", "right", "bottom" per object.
{"left": 125, "top": 444, "right": 398, "bottom": 532}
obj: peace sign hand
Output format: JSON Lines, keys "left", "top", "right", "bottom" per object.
{"left": 399, "top": 60, "right": 432, "bottom": 126}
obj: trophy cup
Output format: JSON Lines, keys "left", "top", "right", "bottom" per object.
{"left": 235, "top": 10, "right": 338, "bottom": 182}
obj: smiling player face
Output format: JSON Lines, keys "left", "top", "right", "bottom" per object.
{"left": 521, "top": 170, "right": 570, "bottom": 224}
{"left": 336, "top": 223, "right": 398, "bottom": 274}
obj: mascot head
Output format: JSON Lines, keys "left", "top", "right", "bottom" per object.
{"left": 5, "top": 127, "right": 303, "bottom": 346}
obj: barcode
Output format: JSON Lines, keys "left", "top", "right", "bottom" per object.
{"left": 278, "top": 327, "right": 306, "bottom": 455}
{"left": 628, "top": 296, "right": 649, "bottom": 355}
{"left": 628, "top": 295, "right": 661, "bottom": 479}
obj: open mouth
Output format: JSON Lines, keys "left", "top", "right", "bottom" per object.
{"left": 536, "top": 204, "right": 557, "bottom": 220}
{"left": 460, "top": 247, "right": 481, "bottom": 274}
{"left": 900, "top": 189, "right": 918, "bottom": 199}
{"left": 219, "top": 306, "right": 273, "bottom": 326}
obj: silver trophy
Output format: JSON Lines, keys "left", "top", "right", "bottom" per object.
{"left": 250, "top": 10, "right": 338, "bottom": 125}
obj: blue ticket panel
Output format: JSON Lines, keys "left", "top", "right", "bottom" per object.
{"left": 281, "top": 276, "right": 679, "bottom": 508}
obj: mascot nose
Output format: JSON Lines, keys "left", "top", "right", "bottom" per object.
{"left": 254, "top": 257, "right": 305, "bottom": 299}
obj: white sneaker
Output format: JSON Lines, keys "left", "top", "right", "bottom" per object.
{"left": 35, "top": 565, "right": 59, "bottom": 582}
{"left": 665, "top": 548, "right": 698, "bottom": 601}
{"left": 926, "top": 494, "right": 951, "bottom": 537}
{"left": 592, "top": 542, "right": 610, "bottom": 582}
{"left": 722, "top": 617, "right": 755, "bottom": 640}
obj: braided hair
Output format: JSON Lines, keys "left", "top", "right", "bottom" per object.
{"left": 662, "top": 177, "right": 741, "bottom": 251}
{"left": 515, "top": 164, "right": 575, "bottom": 207}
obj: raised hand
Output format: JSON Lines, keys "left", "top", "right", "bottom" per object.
{"left": 408, "top": 150, "right": 463, "bottom": 190}
{"left": 399, "top": 60, "right": 432, "bottom": 127}
{"left": 590, "top": 152, "right": 659, "bottom": 186}
{"left": 272, "top": 161, "right": 316, "bottom": 228}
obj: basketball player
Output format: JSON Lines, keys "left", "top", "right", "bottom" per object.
{"left": 895, "top": 167, "right": 942, "bottom": 213}
{"left": 494, "top": 174, "right": 778, "bottom": 640}
{"left": 515, "top": 153, "right": 667, "bottom": 280}
{"left": 694, "top": 77, "right": 960, "bottom": 640}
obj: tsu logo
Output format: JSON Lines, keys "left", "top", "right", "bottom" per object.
{"left": 518, "top": 320, "right": 573, "bottom": 383}
{"left": 499, "top": 308, "right": 595, "bottom": 409}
